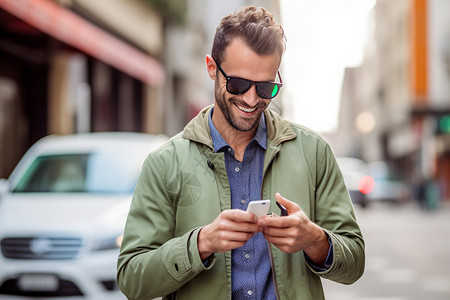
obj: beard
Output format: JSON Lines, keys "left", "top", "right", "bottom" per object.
{"left": 214, "top": 86, "right": 268, "bottom": 132}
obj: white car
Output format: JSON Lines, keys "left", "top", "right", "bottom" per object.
{"left": 0, "top": 132, "right": 167, "bottom": 299}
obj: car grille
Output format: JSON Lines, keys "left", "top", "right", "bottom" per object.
{"left": 1, "top": 237, "right": 83, "bottom": 260}
{"left": 0, "top": 278, "right": 83, "bottom": 297}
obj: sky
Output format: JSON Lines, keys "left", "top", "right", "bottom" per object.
{"left": 280, "top": 0, "right": 376, "bottom": 133}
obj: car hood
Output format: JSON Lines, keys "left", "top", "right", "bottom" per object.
{"left": 0, "top": 193, "right": 132, "bottom": 236}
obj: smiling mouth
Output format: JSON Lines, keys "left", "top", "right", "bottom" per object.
{"left": 235, "top": 103, "right": 257, "bottom": 113}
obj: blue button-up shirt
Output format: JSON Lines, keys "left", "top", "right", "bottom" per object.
{"left": 209, "top": 109, "right": 275, "bottom": 300}
{"left": 208, "top": 108, "right": 333, "bottom": 299}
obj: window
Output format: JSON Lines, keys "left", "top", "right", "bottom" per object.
{"left": 14, "top": 152, "right": 141, "bottom": 194}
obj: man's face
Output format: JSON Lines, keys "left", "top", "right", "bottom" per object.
{"left": 212, "top": 38, "right": 281, "bottom": 132}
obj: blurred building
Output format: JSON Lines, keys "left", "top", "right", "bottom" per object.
{"left": 0, "top": 0, "right": 167, "bottom": 178}
{"left": 331, "top": 0, "right": 450, "bottom": 203}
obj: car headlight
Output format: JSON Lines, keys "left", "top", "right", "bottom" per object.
{"left": 92, "top": 234, "right": 123, "bottom": 251}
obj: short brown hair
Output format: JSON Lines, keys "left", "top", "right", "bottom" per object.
{"left": 211, "top": 6, "right": 286, "bottom": 65}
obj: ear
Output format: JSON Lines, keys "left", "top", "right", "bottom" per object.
{"left": 206, "top": 55, "right": 217, "bottom": 80}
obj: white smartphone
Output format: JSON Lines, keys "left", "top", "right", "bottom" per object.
{"left": 246, "top": 200, "right": 271, "bottom": 217}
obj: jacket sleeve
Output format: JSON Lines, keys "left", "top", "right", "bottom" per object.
{"left": 308, "top": 143, "right": 365, "bottom": 284}
{"left": 117, "top": 154, "right": 215, "bottom": 299}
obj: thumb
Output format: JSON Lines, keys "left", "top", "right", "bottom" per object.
{"left": 275, "top": 193, "right": 301, "bottom": 215}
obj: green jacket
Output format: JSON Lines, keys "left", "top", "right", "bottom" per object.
{"left": 117, "top": 106, "right": 365, "bottom": 300}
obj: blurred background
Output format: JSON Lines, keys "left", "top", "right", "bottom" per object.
{"left": 0, "top": 0, "right": 449, "bottom": 299}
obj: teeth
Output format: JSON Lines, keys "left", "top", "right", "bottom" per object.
{"left": 236, "top": 104, "right": 256, "bottom": 113}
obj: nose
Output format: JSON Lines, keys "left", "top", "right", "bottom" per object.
{"left": 242, "top": 84, "right": 259, "bottom": 106}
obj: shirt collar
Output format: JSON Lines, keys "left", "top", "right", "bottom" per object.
{"left": 208, "top": 107, "right": 267, "bottom": 153}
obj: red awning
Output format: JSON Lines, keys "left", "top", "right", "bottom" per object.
{"left": 0, "top": 0, "right": 165, "bottom": 86}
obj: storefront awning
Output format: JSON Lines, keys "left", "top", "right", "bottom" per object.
{"left": 0, "top": 0, "right": 165, "bottom": 86}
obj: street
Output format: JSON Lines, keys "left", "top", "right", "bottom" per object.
{"left": 323, "top": 201, "right": 450, "bottom": 300}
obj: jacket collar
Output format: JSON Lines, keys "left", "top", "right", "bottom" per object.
{"left": 182, "top": 105, "right": 297, "bottom": 149}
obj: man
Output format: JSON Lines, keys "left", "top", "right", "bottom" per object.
{"left": 117, "top": 6, "right": 364, "bottom": 300}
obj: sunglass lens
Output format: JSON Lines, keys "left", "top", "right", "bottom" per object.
{"left": 257, "top": 83, "right": 279, "bottom": 99}
{"left": 227, "top": 78, "right": 251, "bottom": 95}
{"left": 271, "top": 85, "right": 279, "bottom": 98}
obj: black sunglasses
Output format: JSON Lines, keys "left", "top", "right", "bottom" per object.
{"left": 215, "top": 62, "right": 283, "bottom": 99}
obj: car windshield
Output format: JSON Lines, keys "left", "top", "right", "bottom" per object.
{"left": 13, "top": 152, "right": 143, "bottom": 194}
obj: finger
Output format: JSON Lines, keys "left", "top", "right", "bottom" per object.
{"left": 219, "top": 211, "right": 260, "bottom": 234}
{"left": 262, "top": 233, "right": 301, "bottom": 254}
{"left": 257, "top": 210, "right": 302, "bottom": 227}
{"left": 263, "top": 234, "right": 288, "bottom": 246}
{"left": 222, "top": 231, "right": 255, "bottom": 243}
{"left": 262, "top": 231, "right": 292, "bottom": 247}
{"left": 262, "top": 225, "right": 291, "bottom": 237}
{"left": 216, "top": 219, "right": 261, "bottom": 238}
{"left": 275, "top": 193, "right": 301, "bottom": 214}
{"left": 216, "top": 230, "right": 258, "bottom": 251}
{"left": 223, "top": 209, "right": 258, "bottom": 223}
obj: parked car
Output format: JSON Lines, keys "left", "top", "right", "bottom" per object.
{"left": 336, "top": 157, "right": 374, "bottom": 208}
{"left": 367, "top": 161, "right": 409, "bottom": 204}
{"left": 0, "top": 132, "right": 167, "bottom": 299}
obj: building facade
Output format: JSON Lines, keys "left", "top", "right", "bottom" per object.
{"left": 0, "top": 0, "right": 167, "bottom": 178}
{"left": 330, "top": 0, "right": 450, "bottom": 203}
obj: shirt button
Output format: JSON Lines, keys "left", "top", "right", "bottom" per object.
{"left": 247, "top": 290, "right": 253, "bottom": 296}
{"left": 241, "top": 199, "right": 246, "bottom": 205}
{"left": 227, "top": 148, "right": 232, "bottom": 153}
{"left": 245, "top": 253, "right": 251, "bottom": 259}
{"left": 235, "top": 167, "right": 240, "bottom": 172}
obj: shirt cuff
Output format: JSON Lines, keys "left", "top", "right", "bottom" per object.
{"left": 305, "top": 234, "right": 333, "bottom": 272}
{"left": 202, "top": 253, "right": 215, "bottom": 267}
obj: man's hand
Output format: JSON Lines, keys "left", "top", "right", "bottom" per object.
{"left": 258, "top": 193, "right": 329, "bottom": 266}
{"left": 198, "top": 209, "right": 261, "bottom": 261}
